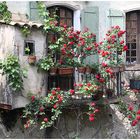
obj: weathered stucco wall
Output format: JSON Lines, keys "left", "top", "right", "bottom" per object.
{"left": 0, "top": 24, "right": 47, "bottom": 108}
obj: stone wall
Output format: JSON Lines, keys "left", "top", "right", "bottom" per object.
{"left": 0, "top": 103, "right": 139, "bottom": 139}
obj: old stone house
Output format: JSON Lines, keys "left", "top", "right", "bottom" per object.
{"left": 0, "top": 1, "right": 140, "bottom": 139}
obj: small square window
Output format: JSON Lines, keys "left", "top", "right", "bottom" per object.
{"left": 24, "top": 40, "right": 35, "bottom": 55}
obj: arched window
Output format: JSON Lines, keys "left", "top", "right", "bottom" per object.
{"left": 47, "top": 6, "right": 74, "bottom": 91}
{"left": 48, "top": 6, "right": 73, "bottom": 27}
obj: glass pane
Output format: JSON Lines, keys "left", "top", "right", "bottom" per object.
{"left": 131, "top": 58, "right": 136, "bottom": 62}
{"left": 66, "top": 19, "right": 72, "bottom": 27}
{"left": 126, "top": 58, "right": 130, "bottom": 62}
{"left": 126, "top": 50, "right": 130, "bottom": 56}
{"left": 127, "top": 43, "right": 130, "bottom": 49}
{"left": 131, "top": 43, "right": 136, "bottom": 49}
{"left": 60, "top": 18, "right": 66, "bottom": 25}
{"left": 60, "top": 8, "right": 65, "bottom": 17}
{"left": 131, "top": 50, "right": 136, "bottom": 56}
{"left": 66, "top": 10, "right": 72, "bottom": 18}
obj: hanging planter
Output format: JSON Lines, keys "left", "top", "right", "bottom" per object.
{"left": 58, "top": 67, "right": 73, "bottom": 75}
{"left": 77, "top": 67, "right": 86, "bottom": 73}
{"left": 0, "top": 103, "right": 12, "bottom": 110}
{"left": 28, "top": 55, "right": 36, "bottom": 64}
{"left": 49, "top": 67, "right": 58, "bottom": 75}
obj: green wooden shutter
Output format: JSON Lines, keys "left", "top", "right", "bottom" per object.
{"left": 29, "top": 2, "right": 40, "bottom": 22}
{"left": 107, "top": 9, "right": 125, "bottom": 30}
{"left": 81, "top": 7, "right": 99, "bottom": 64}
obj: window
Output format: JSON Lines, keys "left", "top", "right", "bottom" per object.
{"left": 126, "top": 11, "right": 140, "bottom": 64}
{"left": 24, "top": 40, "right": 35, "bottom": 55}
{"left": 47, "top": 6, "right": 74, "bottom": 91}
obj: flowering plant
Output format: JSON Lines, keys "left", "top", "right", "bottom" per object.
{"left": 98, "top": 26, "right": 127, "bottom": 68}
{"left": 22, "top": 87, "right": 100, "bottom": 129}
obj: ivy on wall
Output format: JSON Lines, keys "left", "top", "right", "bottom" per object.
{"left": 0, "top": 1, "right": 12, "bottom": 23}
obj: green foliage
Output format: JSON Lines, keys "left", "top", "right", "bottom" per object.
{"left": 21, "top": 25, "right": 31, "bottom": 37}
{"left": 37, "top": 55, "right": 54, "bottom": 71}
{"left": 0, "top": 54, "right": 27, "bottom": 92}
{"left": 0, "top": 1, "right": 12, "bottom": 23}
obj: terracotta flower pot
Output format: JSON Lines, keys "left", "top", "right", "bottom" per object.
{"left": 58, "top": 67, "right": 73, "bottom": 75}
{"left": 28, "top": 55, "right": 36, "bottom": 64}
{"left": 0, "top": 103, "right": 12, "bottom": 110}
{"left": 49, "top": 67, "right": 58, "bottom": 75}
{"left": 119, "top": 64, "right": 125, "bottom": 72}
{"left": 77, "top": 67, "right": 86, "bottom": 73}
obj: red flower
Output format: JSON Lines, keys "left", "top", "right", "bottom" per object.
{"left": 44, "top": 118, "right": 48, "bottom": 123}
{"left": 52, "top": 90, "right": 56, "bottom": 95}
{"left": 86, "top": 46, "right": 92, "bottom": 51}
{"left": 102, "top": 62, "right": 107, "bottom": 67}
{"left": 90, "top": 102, "right": 95, "bottom": 107}
{"left": 120, "top": 40, "right": 124, "bottom": 45}
{"left": 53, "top": 104, "right": 58, "bottom": 109}
{"left": 136, "top": 116, "right": 140, "bottom": 120}
{"left": 69, "top": 41, "right": 74, "bottom": 45}
{"left": 58, "top": 97, "right": 63, "bottom": 103}
{"left": 131, "top": 120, "right": 138, "bottom": 126}
{"left": 31, "top": 96, "right": 35, "bottom": 102}
{"left": 87, "top": 83, "right": 92, "bottom": 87}
{"left": 50, "top": 96, "right": 53, "bottom": 100}
{"left": 89, "top": 117, "right": 95, "bottom": 122}
{"left": 56, "top": 87, "right": 60, "bottom": 91}
{"left": 118, "top": 30, "right": 125, "bottom": 37}
{"left": 123, "top": 45, "right": 128, "bottom": 51}
{"left": 107, "top": 46, "right": 111, "bottom": 49}
{"left": 95, "top": 74, "right": 100, "bottom": 79}
{"left": 78, "top": 83, "right": 83, "bottom": 87}
{"left": 57, "top": 94, "right": 61, "bottom": 99}
{"left": 39, "top": 106, "right": 44, "bottom": 112}
{"left": 70, "top": 89, "right": 75, "bottom": 95}
{"left": 99, "top": 78, "right": 105, "bottom": 83}
{"left": 94, "top": 109, "right": 99, "bottom": 113}
{"left": 128, "top": 105, "right": 133, "bottom": 111}
{"left": 68, "top": 35, "right": 73, "bottom": 39}
{"left": 128, "top": 115, "right": 132, "bottom": 119}
{"left": 89, "top": 113, "right": 94, "bottom": 117}
{"left": 63, "top": 44, "right": 67, "bottom": 48}
{"left": 137, "top": 110, "right": 140, "bottom": 114}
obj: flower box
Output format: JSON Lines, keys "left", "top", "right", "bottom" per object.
{"left": 58, "top": 67, "right": 73, "bottom": 75}
{"left": 130, "top": 79, "right": 140, "bottom": 89}
{"left": 0, "top": 103, "right": 12, "bottom": 110}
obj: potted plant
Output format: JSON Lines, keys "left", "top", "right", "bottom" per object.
{"left": 75, "top": 80, "right": 103, "bottom": 101}
{"left": 37, "top": 55, "right": 54, "bottom": 72}
{"left": 25, "top": 47, "right": 36, "bottom": 65}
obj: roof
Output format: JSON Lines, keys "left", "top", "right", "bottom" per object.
{"left": 0, "top": 13, "right": 43, "bottom": 28}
